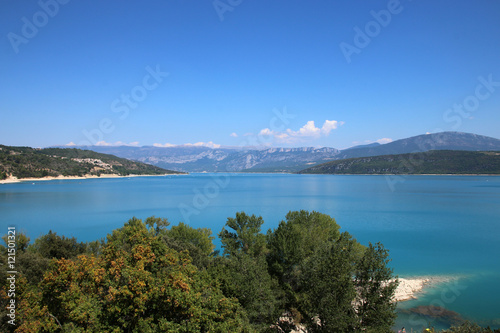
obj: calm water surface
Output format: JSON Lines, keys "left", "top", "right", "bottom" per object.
{"left": 1, "top": 174, "right": 499, "bottom": 329}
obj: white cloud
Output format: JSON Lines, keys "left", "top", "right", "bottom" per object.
{"left": 95, "top": 141, "right": 113, "bottom": 146}
{"left": 275, "top": 133, "right": 289, "bottom": 140}
{"left": 65, "top": 142, "right": 76, "bottom": 146}
{"left": 287, "top": 120, "right": 321, "bottom": 138}
{"left": 321, "top": 120, "right": 343, "bottom": 135}
{"left": 230, "top": 132, "right": 238, "bottom": 137}
{"left": 257, "top": 120, "right": 343, "bottom": 144}
{"left": 193, "top": 141, "right": 221, "bottom": 149}
{"left": 259, "top": 128, "right": 274, "bottom": 136}
{"left": 153, "top": 143, "right": 176, "bottom": 147}
{"left": 376, "top": 138, "right": 393, "bottom": 144}
{"left": 95, "top": 141, "right": 140, "bottom": 147}
{"left": 154, "top": 141, "right": 221, "bottom": 149}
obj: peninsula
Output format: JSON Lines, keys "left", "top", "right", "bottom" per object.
{"left": 0, "top": 145, "right": 185, "bottom": 183}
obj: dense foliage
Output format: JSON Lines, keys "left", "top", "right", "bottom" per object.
{"left": 299, "top": 150, "right": 500, "bottom": 175}
{"left": 3, "top": 210, "right": 465, "bottom": 332}
{"left": 431, "top": 322, "right": 500, "bottom": 333}
{"left": 0, "top": 145, "right": 182, "bottom": 179}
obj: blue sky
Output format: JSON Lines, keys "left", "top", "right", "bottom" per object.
{"left": 1, "top": 0, "right": 499, "bottom": 149}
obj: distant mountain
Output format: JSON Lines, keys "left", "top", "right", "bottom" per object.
{"left": 0, "top": 145, "right": 183, "bottom": 180}
{"left": 64, "top": 132, "right": 500, "bottom": 173}
{"left": 298, "top": 150, "right": 500, "bottom": 175}
{"left": 344, "top": 142, "right": 381, "bottom": 150}
{"left": 75, "top": 146, "right": 340, "bottom": 172}
{"left": 334, "top": 132, "right": 500, "bottom": 160}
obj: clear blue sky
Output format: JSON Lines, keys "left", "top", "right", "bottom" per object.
{"left": 1, "top": 0, "right": 499, "bottom": 149}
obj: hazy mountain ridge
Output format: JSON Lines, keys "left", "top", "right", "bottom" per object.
{"left": 66, "top": 132, "right": 500, "bottom": 172}
{"left": 298, "top": 150, "right": 500, "bottom": 175}
{"left": 335, "top": 132, "right": 500, "bottom": 160}
{"left": 81, "top": 146, "right": 340, "bottom": 172}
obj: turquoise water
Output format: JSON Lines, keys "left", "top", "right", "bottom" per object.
{"left": 1, "top": 174, "right": 499, "bottom": 329}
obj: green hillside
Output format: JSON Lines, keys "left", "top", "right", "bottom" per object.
{"left": 0, "top": 145, "right": 184, "bottom": 180}
{"left": 298, "top": 150, "right": 500, "bottom": 175}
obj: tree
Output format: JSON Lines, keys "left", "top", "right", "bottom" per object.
{"left": 145, "top": 216, "right": 170, "bottom": 236}
{"left": 29, "top": 230, "right": 86, "bottom": 259}
{"left": 211, "top": 253, "right": 282, "bottom": 332}
{"left": 300, "top": 232, "right": 358, "bottom": 332}
{"left": 266, "top": 210, "right": 343, "bottom": 315}
{"left": 16, "top": 217, "right": 248, "bottom": 332}
{"left": 215, "top": 212, "right": 283, "bottom": 331}
{"left": 165, "top": 222, "right": 216, "bottom": 270}
{"left": 219, "top": 212, "right": 267, "bottom": 258}
{"left": 442, "top": 322, "right": 500, "bottom": 333}
{"left": 354, "top": 242, "right": 398, "bottom": 332}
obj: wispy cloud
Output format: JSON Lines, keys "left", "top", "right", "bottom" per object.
{"left": 186, "top": 141, "right": 221, "bottom": 148}
{"left": 94, "top": 141, "right": 140, "bottom": 147}
{"left": 230, "top": 132, "right": 238, "bottom": 137}
{"left": 153, "top": 141, "right": 221, "bottom": 149}
{"left": 153, "top": 143, "right": 176, "bottom": 148}
{"left": 376, "top": 138, "right": 393, "bottom": 144}
{"left": 258, "top": 120, "right": 344, "bottom": 144}
{"left": 66, "top": 141, "right": 140, "bottom": 147}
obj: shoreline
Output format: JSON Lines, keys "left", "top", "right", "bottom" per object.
{"left": 299, "top": 173, "right": 500, "bottom": 176}
{"left": 3, "top": 172, "right": 496, "bottom": 184}
{"left": 393, "top": 276, "right": 455, "bottom": 303}
{"left": 0, "top": 173, "right": 185, "bottom": 184}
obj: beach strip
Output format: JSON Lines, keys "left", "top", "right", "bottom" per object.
{"left": 0, "top": 173, "right": 183, "bottom": 184}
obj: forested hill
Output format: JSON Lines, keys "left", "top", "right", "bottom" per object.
{"left": 0, "top": 145, "right": 184, "bottom": 180}
{"left": 298, "top": 150, "right": 500, "bottom": 175}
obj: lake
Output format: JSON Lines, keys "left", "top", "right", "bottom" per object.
{"left": 1, "top": 173, "right": 499, "bottom": 330}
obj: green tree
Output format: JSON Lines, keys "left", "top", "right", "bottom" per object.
{"left": 300, "top": 232, "right": 358, "bottom": 332}
{"left": 16, "top": 217, "right": 247, "bottom": 332}
{"left": 219, "top": 212, "right": 267, "bottom": 258}
{"left": 266, "top": 210, "right": 342, "bottom": 315}
{"left": 168, "top": 222, "right": 214, "bottom": 256}
{"left": 211, "top": 253, "right": 282, "bottom": 332}
{"left": 442, "top": 321, "right": 500, "bottom": 333}
{"left": 29, "top": 230, "right": 86, "bottom": 259}
{"left": 165, "top": 222, "right": 216, "bottom": 270}
{"left": 216, "top": 212, "right": 283, "bottom": 331}
{"left": 354, "top": 242, "right": 398, "bottom": 332}
{"left": 145, "top": 216, "right": 170, "bottom": 236}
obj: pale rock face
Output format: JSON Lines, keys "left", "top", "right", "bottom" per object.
{"left": 392, "top": 276, "right": 455, "bottom": 302}
{"left": 393, "top": 278, "right": 431, "bottom": 302}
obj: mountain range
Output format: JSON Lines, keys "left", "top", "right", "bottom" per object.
{"left": 63, "top": 132, "right": 500, "bottom": 173}
{"left": 298, "top": 150, "right": 500, "bottom": 175}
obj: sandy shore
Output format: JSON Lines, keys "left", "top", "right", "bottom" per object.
{"left": 393, "top": 276, "right": 452, "bottom": 302}
{"left": 0, "top": 173, "right": 182, "bottom": 184}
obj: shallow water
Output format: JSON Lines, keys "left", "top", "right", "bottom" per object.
{"left": 1, "top": 173, "right": 499, "bottom": 329}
